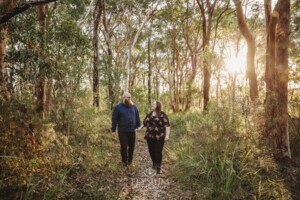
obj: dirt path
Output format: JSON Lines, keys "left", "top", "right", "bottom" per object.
{"left": 116, "top": 133, "right": 191, "bottom": 200}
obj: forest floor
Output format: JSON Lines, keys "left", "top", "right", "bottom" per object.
{"left": 113, "top": 133, "right": 192, "bottom": 200}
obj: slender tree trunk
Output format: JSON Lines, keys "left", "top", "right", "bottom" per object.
{"left": 171, "top": 29, "right": 179, "bottom": 112}
{"left": 0, "top": 0, "right": 14, "bottom": 101}
{"left": 147, "top": 25, "right": 152, "bottom": 106}
{"left": 102, "top": 0, "right": 114, "bottom": 110}
{"left": 233, "top": 0, "right": 258, "bottom": 101}
{"left": 274, "top": 0, "right": 291, "bottom": 159}
{"left": 196, "top": 0, "right": 216, "bottom": 111}
{"left": 0, "top": 23, "right": 9, "bottom": 101}
{"left": 125, "top": 3, "right": 158, "bottom": 92}
{"left": 185, "top": 52, "right": 197, "bottom": 111}
{"left": 45, "top": 78, "right": 52, "bottom": 116}
{"left": 174, "top": 42, "right": 180, "bottom": 112}
{"left": 216, "top": 65, "right": 221, "bottom": 104}
{"left": 264, "top": 0, "right": 272, "bottom": 93}
{"left": 232, "top": 73, "right": 237, "bottom": 113}
{"left": 92, "top": 0, "right": 102, "bottom": 107}
{"left": 36, "top": 4, "right": 47, "bottom": 118}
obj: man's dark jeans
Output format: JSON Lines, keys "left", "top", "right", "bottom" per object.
{"left": 118, "top": 132, "right": 136, "bottom": 165}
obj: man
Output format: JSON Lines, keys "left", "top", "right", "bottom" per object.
{"left": 111, "top": 92, "right": 141, "bottom": 167}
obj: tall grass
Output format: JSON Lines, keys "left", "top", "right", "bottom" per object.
{"left": 0, "top": 91, "right": 122, "bottom": 199}
{"left": 167, "top": 102, "right": 292, "bottom": 199}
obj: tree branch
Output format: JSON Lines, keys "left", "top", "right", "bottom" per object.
{"left": 0, "top": 0, "right": 58, "bottom": 25}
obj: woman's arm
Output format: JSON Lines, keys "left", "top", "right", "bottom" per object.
{"left": 165, "top": 126, "right": 170, "bottom": 141}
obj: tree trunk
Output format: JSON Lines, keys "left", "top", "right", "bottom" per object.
{"left": 185, "top": 52, "right": 197, "bottom": 111}
{"left": 196, "top": 0, "right": 216, "bottom": 111}
{"left": 36, "top": 4, "right": 47, "bottom": 118}
{"left": 125, "top": 3, "right": 158, "bottom": 92}
{"left": 102, "top": 0, "right": 114, "bottom": 110}
{"left": 147, "top": 25, "right": 152, "bottom": 106}
{"left": 265, "top": 10, "right": 278, "bottom": 137}
{"left": 216, "top": 65, "right": 221, "bottom": 104}
{"left": 170, "top": 28, "right": 179, "bottom": 112}
{"left": 0, "top": 0, "right": 14, "bottom": 101}
{"left": 45, "top": 78, "right": 52, "bottom": 116}
{"left": 203, "top": 60, "right": 210, "bottom": 111}
{"left": 0, "top": 23, "right": 9, "bottom": 101}
{"left": 92, "top": 0, "right": 103, "bottom": 107}
{"left": 174, "top": 39, "right": 180, "bottom": 112}
{"left": 264, "top": 0, "right": 272, "bottom": 94}
{"left": 233, "top": 0, "right": 258, "bottom": 101}
{"left": 274, "top": 0, "right": 291, "bottom": 159}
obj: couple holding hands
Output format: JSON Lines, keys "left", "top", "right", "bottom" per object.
{"left": 111, "top": 92, "right": 170, "bottom": 174}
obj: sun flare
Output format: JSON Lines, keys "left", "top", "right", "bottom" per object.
{"left": 225, "top": 56, "right": 246, "bottom": 73}
{"left": 224, "top": 45, "right": 247, "bottom": 74}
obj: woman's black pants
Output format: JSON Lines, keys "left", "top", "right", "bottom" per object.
{"left": 146, "top": 138, "right": 165, "bottom": 167}
{"left": 118, "top": 132, "right": 136, "bottom": 165}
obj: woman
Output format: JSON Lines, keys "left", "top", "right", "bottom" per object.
{"left": 143, "top": 101, "right": 170, "bottom": 174}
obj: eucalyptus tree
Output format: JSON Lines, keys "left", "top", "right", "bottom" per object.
{"left": 0, "top": 0, "right": 59, "bottom": 102}
{"left": 196, "top": 0, "right": 232, "bottom": 111}
{"left": 233, "top": 0, "right": 258, "bottom": 101}
{"left": 3, "top": 0, "right": 90, "bottom": 121}
{"left": 0, "top": 0, "right": 16, "bottom": 101}
{"left": 158, "top": 0, "right": 186, "bottom": 112}
{"left": 183, "top": 0, "right": 202, "bottom": 111}
{"left": 36, "top": 4, "right": 47, "bottom": 118}
{"left": 264, "top": 0, "right": 291, "bottom": 159}
{"left": 93, "top": 0, "right": 103, "bottom": 107}
{"left": 123, "top": 0, "right": 159, "bottom": 92}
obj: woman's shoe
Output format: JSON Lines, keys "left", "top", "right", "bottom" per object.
{"left": 156, "top": 166, "right": 161, "bottom": 174}
{"left": 152, "top": 163, "right": 156, "bottom": 169}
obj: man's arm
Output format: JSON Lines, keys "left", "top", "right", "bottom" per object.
{"left": 135, "top": 106, "right": 141, "bottom": 128}
{"left": 111, "top": 106, "right": 118, "bottom": 133}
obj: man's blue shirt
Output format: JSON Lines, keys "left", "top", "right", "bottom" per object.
{"left": 111, "top": 103, "right": 141, "bottom": 133}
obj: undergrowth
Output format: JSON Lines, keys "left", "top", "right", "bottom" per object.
{"left": 167, "top": 101, "right": 294, "bottom": 200}
{"left": 0, "top": 92, "right": 122, "bottom": 199}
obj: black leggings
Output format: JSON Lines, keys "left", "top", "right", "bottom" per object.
{"left": 147, "top": 138, "right": 165, "bottom": 167}
{"left": 118, "top": 132, "right": 136, "bottom": 164}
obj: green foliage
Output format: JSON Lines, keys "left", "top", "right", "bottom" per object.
{"left": 0, "top": 90, "right": 122, "bottom": 199}
{"left": 0, "top": 96, "right": 71, "bottom": 195}
{"left": 167, "top": 104, "right": 292, "bottom": 199}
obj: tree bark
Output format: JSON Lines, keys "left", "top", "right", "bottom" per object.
{"left": 92, "top": 0, "right": 103, "bottom": 107}
{"left": 0, "top": 23, "right": 9, "bottom": 100}
{"left": 45, "top": 78, "right": 52, "bottom": 116}
{"left": 0, "top": 0, "right": 14, "bottom": 101}
{"left": 265, "top": 10, "right": 278, "bottom": 137}
{"left": 147, "top": 24, "right": 152, "bottom": 106}
{"left": 274, "top": 0, "right": 291, "bottom": 159}
{"left": 264, "top": 0, "right": 272, "bottom": 93}
{"left": 196, "top": 0, "right": 217, "bottom": 111}
{"left": 233, "top": 0, "right": 258, "bottom": 101}
{"left": 36, "top": 4, "right": 47, "bottom": 118}
{"left": 102, "top": 0, "right": 114, "bottom": 110}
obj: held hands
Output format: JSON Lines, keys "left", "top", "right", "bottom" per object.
{"left": 135, "top": 125, "right": 144, "bottom": 132}
{"left": 112, "top": 132, "right": 116, "bottom": 135}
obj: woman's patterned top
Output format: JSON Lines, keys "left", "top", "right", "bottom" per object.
{"left": 143, "top": 111, "right": 170, "bottom": 140}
